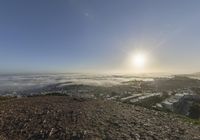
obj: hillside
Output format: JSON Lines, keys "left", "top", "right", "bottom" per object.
{"left": 0, "top": 96, "right": 199, "bottom": 140}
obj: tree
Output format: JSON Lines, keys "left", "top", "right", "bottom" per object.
{"left": 189, "top": 102, "right": 200, "bottom": 119}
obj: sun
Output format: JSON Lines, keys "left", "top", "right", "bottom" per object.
{"left": 132, "top": 53, "right": 146, "bottom": 68}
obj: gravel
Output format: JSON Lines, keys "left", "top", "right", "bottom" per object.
{"left": 0, "top": 96, "right": 199, "bottom": 140}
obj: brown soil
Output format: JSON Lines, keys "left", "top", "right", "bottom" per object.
{"left": 0, "top": 96, "right": 199, "bottom": 140}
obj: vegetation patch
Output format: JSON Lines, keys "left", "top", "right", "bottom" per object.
{"left": 0, "top": 96, "right": 16, "bottom": 102}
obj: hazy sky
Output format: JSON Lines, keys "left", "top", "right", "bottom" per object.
{"left": 0, "top": 0, "right": 200, "bottom": 74}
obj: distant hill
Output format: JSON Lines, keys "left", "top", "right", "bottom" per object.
{"left": 179, "top": 72, "right": 200, "bottom": 79}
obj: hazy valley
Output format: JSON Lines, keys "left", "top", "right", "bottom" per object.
{"left": 0, "top": 73, "right": 200, "bottom": 139}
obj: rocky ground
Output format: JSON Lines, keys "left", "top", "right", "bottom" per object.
{"left": 0, "top": 96, "right": 199, "bottom": 140}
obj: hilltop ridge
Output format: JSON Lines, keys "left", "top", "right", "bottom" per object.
{"left": 0, "top": 96, "right": 199, "bottom": 140}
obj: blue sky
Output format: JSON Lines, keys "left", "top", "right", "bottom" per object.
{"left": 0, "top": 0, "right": 200, "bottom": 74}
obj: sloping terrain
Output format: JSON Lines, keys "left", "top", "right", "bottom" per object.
{"left": 0, "top": 96, "right": 199, "bottom": 140}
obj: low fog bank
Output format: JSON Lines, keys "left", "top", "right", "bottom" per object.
{"left": 0, "top": 73, "right": 169, "bottom": 94}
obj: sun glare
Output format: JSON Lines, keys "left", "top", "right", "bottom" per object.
{"left": 132, "top": 53, "right": 146, "bottom": 68}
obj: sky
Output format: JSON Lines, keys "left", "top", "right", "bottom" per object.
{"left": 0, "top": 0, "right": 200, "bottom": 74}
